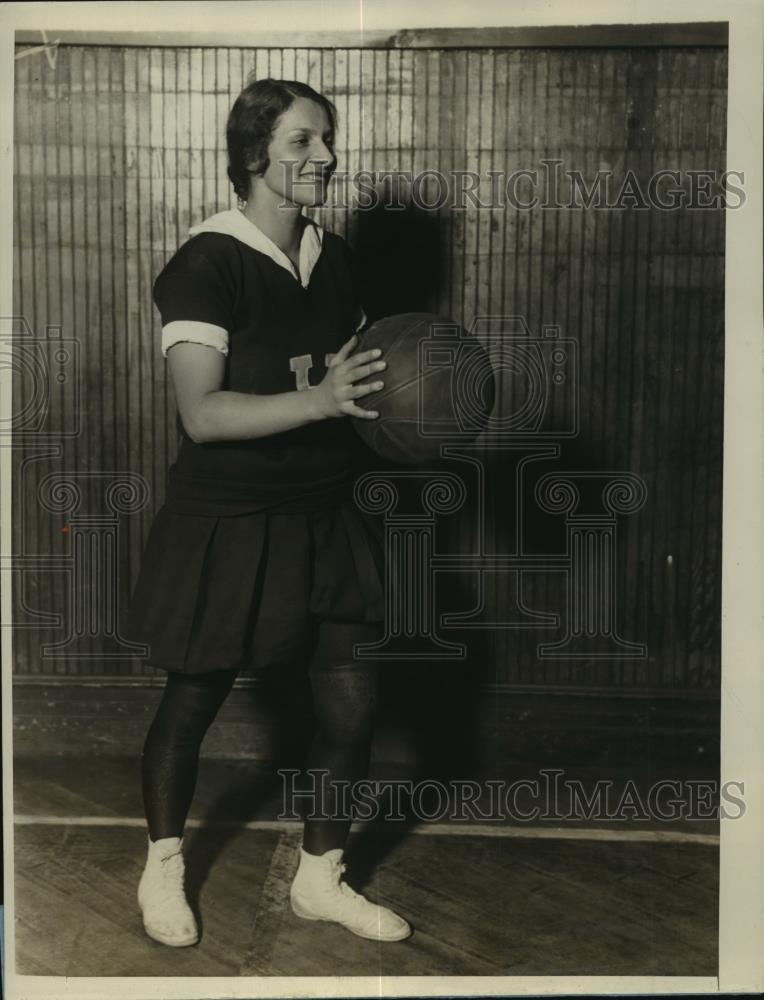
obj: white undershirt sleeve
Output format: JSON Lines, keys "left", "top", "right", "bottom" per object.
{"left": 161, "top": 320, "right": 230, "bottom": 358}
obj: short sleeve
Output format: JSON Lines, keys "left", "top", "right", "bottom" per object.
{"left": 160, "top": 321, "right": 229, "bottom": 358}
{"left": 153, "top": 237, "right": 236, "bottom": 358}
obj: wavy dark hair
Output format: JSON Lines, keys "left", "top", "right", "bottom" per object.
{"left": 226, "top": 77, "right": 338, "bottom": 201}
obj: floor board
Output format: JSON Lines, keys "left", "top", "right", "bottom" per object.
{"left": 13, "top": 822, "right": 718, "bottom": 977}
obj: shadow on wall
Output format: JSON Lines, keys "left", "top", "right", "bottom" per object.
{"left": 349, "top": 203, "right": 484, "bottom": 817}
{"left": 352, "top": 203, "right": 444, "bottom": 323}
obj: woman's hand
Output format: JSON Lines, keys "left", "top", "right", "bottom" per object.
{"left": 314, "top": 334, "right": 386, "bottom": 420}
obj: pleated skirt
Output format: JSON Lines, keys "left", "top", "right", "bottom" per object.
{"left": 122, "top": 500, "right": 385, "bottom": 675}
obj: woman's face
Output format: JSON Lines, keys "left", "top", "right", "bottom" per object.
{"left": 256, "top": 96, "right": 337, "bottom": 207}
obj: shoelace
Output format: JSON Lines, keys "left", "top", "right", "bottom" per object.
{"left": 312, "top": 862, "right": 352, "bottom": 895}
{"left": 326, "top": 863, "right": 377, "bottom": 913}
{"left": 151, "top": 852, "right": 189, "bottom": 912}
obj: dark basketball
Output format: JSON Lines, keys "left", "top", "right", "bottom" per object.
{"left": 351, "top": 312, "right": 495, "bottom": 464}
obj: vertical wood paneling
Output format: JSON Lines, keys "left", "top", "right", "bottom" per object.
{"left": 12, "top": 43, "right": 727, "bottom": 692}
{"left": 13, "top": 46, "right": 31, "bottom": 678}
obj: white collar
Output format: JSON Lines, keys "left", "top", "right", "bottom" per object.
{"left": 188, "top": 209, "right": 324, "bottom": 288}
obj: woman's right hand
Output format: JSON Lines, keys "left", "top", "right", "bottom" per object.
{"left": 314, "top": 334, "right": 386, "bottom": 420}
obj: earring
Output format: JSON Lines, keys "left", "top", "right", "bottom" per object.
{"left": 237, "top": 195, "right": 247, "bottom": 210}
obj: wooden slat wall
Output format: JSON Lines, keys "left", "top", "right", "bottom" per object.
{"left": 12, "top": 44, "right": 726, "bottom": 691}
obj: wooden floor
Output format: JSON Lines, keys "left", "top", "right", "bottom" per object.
{"left": 11, "top": 826, "right": 717, "bottom": 976}
{"left": 14, "top": 816, "right": 718, "bottom": 977}
{"left": 11, "top": 689, "right": 721, "bottom": 978}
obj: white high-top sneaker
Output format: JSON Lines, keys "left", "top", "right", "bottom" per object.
{"left": 137, "top": 835, "right": 199, "bottom": 947}
{"left": 290, "top": 847, "right": 411, "bottom": 942}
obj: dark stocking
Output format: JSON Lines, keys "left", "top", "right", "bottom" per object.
{"left": 141, "top": 668, "right": 238, "bottom": 840}
{"left": 301, "top": 624, "right": 380, "bottom": 856}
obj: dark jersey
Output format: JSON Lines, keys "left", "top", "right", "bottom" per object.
{"left": 153, "top": 225, "right": 366, "bottom": 516}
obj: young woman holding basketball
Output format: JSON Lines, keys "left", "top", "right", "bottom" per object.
{"left": 124, "top": 77, "right": 410, "bottom": 946}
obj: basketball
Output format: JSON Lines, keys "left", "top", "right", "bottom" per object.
{"left": 351, "top": 312, "right": 496, "bottom": 464}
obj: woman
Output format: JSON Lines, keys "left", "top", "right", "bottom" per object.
{"left": 124, "top": 77, "right": 410, "bottom": 947}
